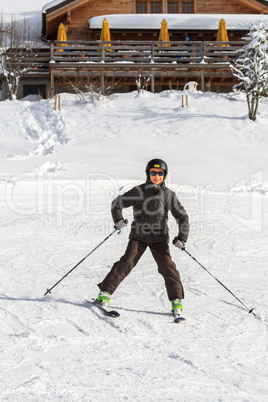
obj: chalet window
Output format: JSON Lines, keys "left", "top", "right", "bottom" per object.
{"left": 135, "top": 1, "right": 193, "bottom": 15}
{"left": 151, "top": 2, "right": 162, "bottom": 13}
{"left": 136, "top": 2, "right": 147, "bottom": 13}
{"left": 182, "top": 2, "right": 193, "bottom": 13}
{"left": 167, "top": 2, "right": 179, "bottom": 13}
{"left": 167, "top": 0, "right": 194, "bottom": 14}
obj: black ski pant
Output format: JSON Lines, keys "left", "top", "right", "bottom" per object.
{"left": 98, "top": 239, "right": 184, "bottom": 300}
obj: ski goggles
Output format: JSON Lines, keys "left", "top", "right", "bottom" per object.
{"left": 149, "top": 171, "right": 165, "bottom": 176}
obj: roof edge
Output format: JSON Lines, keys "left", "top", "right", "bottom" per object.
{"left": 42, "top": 0, "right": 75, "bottom": 14}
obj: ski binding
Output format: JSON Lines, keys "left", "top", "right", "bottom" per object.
{"left": 85, "top": 299, "right": 120, "bottom": 318}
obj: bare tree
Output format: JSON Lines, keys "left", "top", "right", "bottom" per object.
{"left": 0, "top": 14, "right": 39, "bottom": 100}
{"left": 67, "top": 77, "right": 120, "bottom": 103}
{"left": 0, "top": 13, "right": 5, "bottom": 44}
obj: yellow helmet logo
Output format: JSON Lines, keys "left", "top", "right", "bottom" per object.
{"left": 154, "top": 164, "right": 160, "bottom": 167}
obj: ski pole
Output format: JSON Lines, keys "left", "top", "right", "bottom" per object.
{"left": 183, "top": 248, "right": 256, "bottom": 316}
{"left": 44, "top": 228, "right": 118, "bottom": 296}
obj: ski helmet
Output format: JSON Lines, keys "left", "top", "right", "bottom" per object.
{"left": 145, "top": 158, "right": 168, "bottom": 180}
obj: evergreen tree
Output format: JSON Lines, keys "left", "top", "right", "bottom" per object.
{"left": 231, "top": 21, "right": 268, "bottom": 121}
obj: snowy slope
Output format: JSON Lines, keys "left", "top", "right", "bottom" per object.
{"left": 1, "top": 90, "right": 268, "bottom": 401}
{"left": 0, "top": 175, "right": 268, "bottom": 401}
{"left": 1, "top": 90, "right": 268, "bottom": 187}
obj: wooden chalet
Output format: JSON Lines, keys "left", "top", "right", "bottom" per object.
{"left": 39, "top": 0, "right": 268, "bottom": 94}
{"left": 2, "top": 0, "right": 268, "bottom": 100}
{"left": 42, "top": 0, "right": 268, "bottom": 41}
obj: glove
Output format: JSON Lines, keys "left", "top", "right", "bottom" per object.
{"left": 173, "top": 237, "right": 185, "bottom": 250}
{"left": 114, "top": 219, "right": 128, "bottom": 231}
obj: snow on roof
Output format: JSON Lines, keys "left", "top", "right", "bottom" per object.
{"left": 42, "top": 0, "right": 71, "bottom": 13}
{"left": 43, "top": 0, "right": 268, "bottom": 14}
{"left": 89, "top": 14, "right": 268, "bottom": 30}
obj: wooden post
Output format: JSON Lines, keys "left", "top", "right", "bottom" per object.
{"left": 151, "top": 71, "right": 155, "bottom": 93}
{"left": 151, "top": 43, "right": 154, "bottom": 63}
{"left": 181, "top": 94, "right": 184, "bottom": 107}
{"left": 186, "top": 94, "right": 189, "bottom": 107}
{"left": 53, "top": 95, "right": 61, "bottom": 111}
{"left": 67, "top": 11, "right": 71, "bottom": 24}
{"left": 50, "top": 42, "right": 55, "bottom": 62}
{"left": 54, "top": 95, "right": 57, "bottom": 111}
{"left": 101, "top": 70, "right": 105, "bottom": 94}
{"left": 50, "top": 70, "right": 55, "bottom": 97}
{"left": 100, "top": 43, "right": 105, "bottom": 63}
{"left": 201, "top": 70, "right": 205, "bottom": 92}
{"left": 200, "top": 42, "right": 204, "bottom": 62}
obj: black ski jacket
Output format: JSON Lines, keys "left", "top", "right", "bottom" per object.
{"left": 111, "top": 182, "right": 189, "bottom": 243}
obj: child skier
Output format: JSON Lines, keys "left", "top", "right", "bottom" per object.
{"left": 95, "top": 158, "right": 189, "bottom": 318}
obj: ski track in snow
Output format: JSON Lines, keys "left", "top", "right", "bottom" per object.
{"left": 6, "top": 100, "right": 68, "bottom": 160}
{"left": 1, "top": 178, "right": 268, "bottom": 401}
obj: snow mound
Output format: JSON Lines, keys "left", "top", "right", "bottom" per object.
{"left": 20, "top": 95, "right": 42, "bottom": 102}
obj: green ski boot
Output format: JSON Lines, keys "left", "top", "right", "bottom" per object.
{"left": 96, "top": 290, "right": 110, "bottom": 308}
{"left": 171, "top": 299, "right": 183, "bottom": 315}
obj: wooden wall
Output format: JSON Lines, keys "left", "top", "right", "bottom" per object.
{"left": 48, "top": 0, "right": 135, "bottom": 40}
{"left": 196, "top": 0, "right": 254, "bottom": 14}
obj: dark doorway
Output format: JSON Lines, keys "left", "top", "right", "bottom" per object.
{"left": 23, "top": 84, "right": 47, "bottom": 99}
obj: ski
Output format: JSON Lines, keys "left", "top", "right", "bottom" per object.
{"left": 85, "top": 299, "right": 120, "bottom": 318}
{"left": 174, "top": 316, "right": 185, "bottom": 323}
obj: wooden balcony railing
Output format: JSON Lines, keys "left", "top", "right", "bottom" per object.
{"left": 48, "top": 40, "right": 244, "bottom": 92}
{"left": 50, "top": 40, "right": 244, "bottom": 64}
{"left": 8, "top": 41, "right": 244, "bottom": 93}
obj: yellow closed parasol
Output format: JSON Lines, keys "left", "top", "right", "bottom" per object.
{"left": 158, "top": 19, "right": 170, "bottom": 47}
{"left": 217, "top": 19, "right": 229, "bottom": 43}
{"left": 56, "top": 23, "right": 67, "bottom": 52}
{"left": 100, "top": 18, "right": 111, "bottom": 51}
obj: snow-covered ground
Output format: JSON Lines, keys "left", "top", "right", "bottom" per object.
{"left": 2, "top": 90, "right": 268, "bottom": 186}
{"left": 1, "top": 90, "right": 268, "bottom": 401}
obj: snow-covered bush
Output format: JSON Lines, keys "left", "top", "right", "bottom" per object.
{"left": 231, "top": 21, "right": 268, "bottom": 121}
{"left": 136, "top": 74, "right": 150, "bottom": 93}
